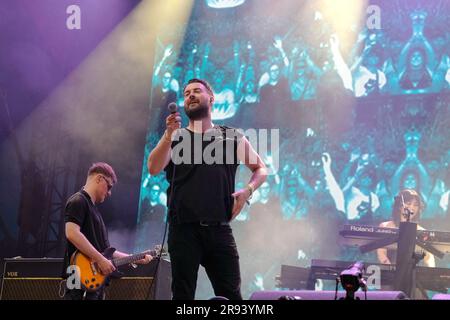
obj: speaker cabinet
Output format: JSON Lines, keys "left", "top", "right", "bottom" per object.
{"left": 1, "top": 257, "right": 171, "bottom": 300}
{"left": 249, "top": 290, "right": 408, "bottom": 300}
{"left": 1, "top": 278, "right": 62, "bottom": 300}
{"left": 106, "top": 259, "right": 171, "bottom": 300}
{"left": 1, "top": 258, "right": 63, "bottom": 300}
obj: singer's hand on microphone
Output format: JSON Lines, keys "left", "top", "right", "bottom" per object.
{"left": 165, "top": 112, "right": 181, "bottom": 139}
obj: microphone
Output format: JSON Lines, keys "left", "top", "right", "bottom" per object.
{"left": 168, "top": 102, "right": 178, "bottom": 114}
{"left": 402, "top": 207, "right": 414, "bottom": 221}
{"left": 399, "top": 194, "right": 414, "bottom": 221}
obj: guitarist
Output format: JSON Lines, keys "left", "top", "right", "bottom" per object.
{"left": 64, "top": 162, "right": 152, "bottom": 300}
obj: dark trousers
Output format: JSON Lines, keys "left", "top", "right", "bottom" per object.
{"left": 168, "top": 223, "right": 242, "bottom": 300}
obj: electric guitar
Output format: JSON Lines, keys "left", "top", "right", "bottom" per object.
{"left": 70, "top": 245, "right": 163, "bottom": 292}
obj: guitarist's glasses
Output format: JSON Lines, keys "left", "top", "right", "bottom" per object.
{"left": 100, "top": 175, "right": 113, "bottom": 191}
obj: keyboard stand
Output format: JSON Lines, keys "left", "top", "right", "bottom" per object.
{"left": 394, "top": 222, "right": 419, "bottom": 298}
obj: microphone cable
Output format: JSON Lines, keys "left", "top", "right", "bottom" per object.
{"left": 146, "top": 133, "right": 177, "bottom": 300}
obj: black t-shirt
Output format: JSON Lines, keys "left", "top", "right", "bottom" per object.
{"left": 164, "top": 126, "right": 242, "bottom": 223}
{"left": 64, "top": 189, "right": 110, "bottom": 268}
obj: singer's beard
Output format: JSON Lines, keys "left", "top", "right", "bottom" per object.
{"left": 185, "top": 103, "right": 209, "bottom": 120}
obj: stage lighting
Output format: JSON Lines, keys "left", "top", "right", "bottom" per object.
{"left": 339, "top": 261, "right": 367, "bottom": 300}
{"left": 278, "top": 295, "right": 302, "bottom": 300}
{"left": 209, "top": 296, "right": 229, "bottom": 300}
{"left": 206, "top": 0, "right": 245, "bottom": 9}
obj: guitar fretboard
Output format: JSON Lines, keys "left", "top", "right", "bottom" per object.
{"left": 112, "top": 250, "right": 155, "bottom": 267}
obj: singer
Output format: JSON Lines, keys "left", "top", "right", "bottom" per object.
{"left": 147, "top": 78, "right": 267, "bottom": 300}
{"left": 376, "top": 189, "right": 435, "bottom": 267}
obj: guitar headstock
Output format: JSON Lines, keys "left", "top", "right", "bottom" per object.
{"left": 144, "top": 245, "right": 167, "bottom": 258}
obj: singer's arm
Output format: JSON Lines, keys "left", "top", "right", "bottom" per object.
{"left": 423, "top": 247, "right": 436, "bottom": 268}
{"left": 376, "top": 221, "right": 393, "bottom": 264}
{"left": 231, "top": 136, "right": 268, "bottom": 219}
{"left": 417, "top": 225, "right": 436, "bottom": 268}
{"left": 237, "top": 136, "right": 268, "bottom": 190}
{"left": 147, "top": 135, "right": 171, "bottom": 176}
{"left": 147, "top": 112, "right": 180, "bottom": 175}
{"left": 377, "top": 247, "right": 391, "bottom": 264}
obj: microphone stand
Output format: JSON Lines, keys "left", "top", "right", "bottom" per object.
{"left": 146, "top": 107, "right": 178, "bottom": 299}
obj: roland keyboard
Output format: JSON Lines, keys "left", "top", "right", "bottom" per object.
{"left": 339, "top": 224, "right": 450, "bottom": 254}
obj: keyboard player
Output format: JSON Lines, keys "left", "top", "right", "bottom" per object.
{"left": 377, "top": 189, "right": 435, "bottom": 268}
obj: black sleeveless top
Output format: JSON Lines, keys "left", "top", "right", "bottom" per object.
{"left": 164, "top": 126, "right": 242, "bottom": 224}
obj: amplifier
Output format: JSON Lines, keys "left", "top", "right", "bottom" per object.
{"left": 1, "top": 257, "right": 171, "bottom": 300}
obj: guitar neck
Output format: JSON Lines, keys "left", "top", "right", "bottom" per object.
{"left": 112, "top": 251, "right": 155, "bottom": 267}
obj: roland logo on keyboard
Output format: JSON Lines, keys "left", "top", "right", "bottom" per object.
{"left": 349, "top": 225, "right": 397, "bottom": 234}
{"left": 350, "top": 225, "right": 374, "bottom": 232}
